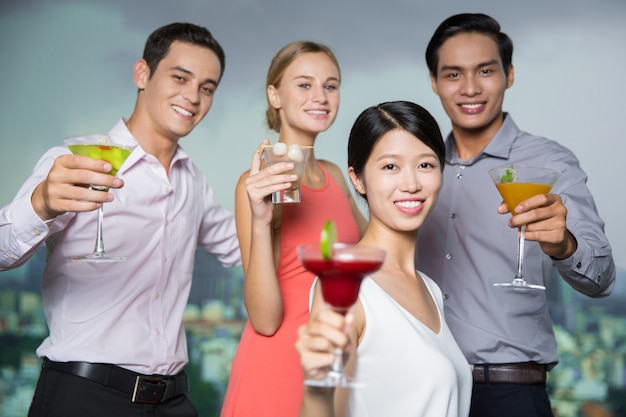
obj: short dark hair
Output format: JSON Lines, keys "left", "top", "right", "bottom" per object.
{"left": 347, "top": 101, "right": 445, "bottom": 200}
{"left": 142, "top": 22, "right": 226, "bottom": 82}
{"left": 425, "top": 13, "right": 513, "bottom": 77}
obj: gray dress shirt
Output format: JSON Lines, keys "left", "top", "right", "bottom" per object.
{"left": 416, "top": 113, "right": 615, "bottom": 366}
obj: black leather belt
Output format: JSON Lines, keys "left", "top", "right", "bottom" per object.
{"left": 42, "top": 358, "right": 189, "bottom": 404}
{"left": 472, "top": 362, "right": 547, "bottom": 384}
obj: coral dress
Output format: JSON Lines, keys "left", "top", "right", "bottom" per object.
{"left": 221, "top": 163, "right": 361, "bottom": 417}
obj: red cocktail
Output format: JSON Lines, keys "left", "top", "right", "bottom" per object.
{"left": 299, "top": 253, "right": 384, "bottom": 313}
{"left": 297, "top": 243, "right": 385, "bottom": 387}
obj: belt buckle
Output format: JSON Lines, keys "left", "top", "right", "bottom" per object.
{"left": 132, "top": 375, "right": 165, "bottom": 404}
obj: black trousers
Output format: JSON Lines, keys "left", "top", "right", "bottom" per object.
{"left": 470, "top": 383, "right": 554, "bottom": 417}
{"left": 28, "top": 366, "right": 198, "bottom": 417}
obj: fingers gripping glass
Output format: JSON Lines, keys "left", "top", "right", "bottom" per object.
{"left": 261, "top": 144, "right": 312, "bottom": 204}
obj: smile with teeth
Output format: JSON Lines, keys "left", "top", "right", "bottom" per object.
{"left": 395, "top": 200, "right": 423, "bottom": 209}
{"left": 460, "top": 103, "right": 483, "bottom": 109}
{"left": 306, "top": 109, "right": 328, "bottom": 115}
{"left": 172, "top": 105, "right": 194, "bottom": 117}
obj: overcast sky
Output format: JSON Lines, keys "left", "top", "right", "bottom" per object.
{"left": 1, "top": 0, "right": 624, "bottom": 268}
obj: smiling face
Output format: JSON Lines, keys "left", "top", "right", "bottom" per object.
{"left": 430, "top": 32, "right": 514, "bottom": 142}
{"left": 132, "top": 40, "right": 222, "bottom": 144}
{"left": 349, "top": 129, "right": 442, "bottom": 234}
{"left": 267, "top": 52, "right": 340, "bottom": 140}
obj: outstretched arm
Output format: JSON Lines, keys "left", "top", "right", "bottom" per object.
{"left": 1, "top": 149, "right": 123, "bottom": 270}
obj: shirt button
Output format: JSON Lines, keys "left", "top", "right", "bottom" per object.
{"left": 576, "top": 261, "right": 582, "bottom": 268}
{"left": 164, "top": 187, "right": 171, "bottom": 194}
{"left": 162, "top": 256, "right": 167, "bottom": 263}
{"left": 445, "top": 253, "right": 452, "bottom": 260}
{"left": 155, "top": 329, "right": 161, "bottom": 336}
{"left": 32, "top": 229, "right": 42, "bottom": 235}
{"left": 450, "top": 213, "right": 456, "bottom": 219}
{"left": 443, "top": 293, "right": 450, "bottom": 300}
{"left": 9, "top": 253, "right": 18, "bottom": 260}
{"left": 596, "top": 276, "right": 601, "bottom": 282}
{"left": 456, "top": 173, "right": 463, "bottom": 179}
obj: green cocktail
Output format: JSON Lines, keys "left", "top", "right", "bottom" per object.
{"left": 65, "top": 135, "right": 135, "bottom": 262}
{"left": 67, "top": 145, "right": 133, "bottom": 177}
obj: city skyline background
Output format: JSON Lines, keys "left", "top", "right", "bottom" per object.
{"left": 2, "top": 2, "right": 625, "bottom": 414}
{"left": 0, "top": 0, "right": 624, "bottom": 269}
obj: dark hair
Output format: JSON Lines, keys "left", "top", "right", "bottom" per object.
{"left": 265, "top": 41, "right": 340, "bottom": 132}
{"left": 142, "top": 22, "right": 226, "bottom": 82}
{"left": 348, "top": 101, "right": 445, "bottom": 200}
{"left": 425, "top": 13, "right": 513, "bottom": 77}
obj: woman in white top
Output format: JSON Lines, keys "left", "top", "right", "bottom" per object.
{"left": 296, "top": 100, "right": 472, "bottom": 417}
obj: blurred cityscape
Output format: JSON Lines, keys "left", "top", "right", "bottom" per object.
{"left": 0, "top": 248, "right": 625, "bottom": 417}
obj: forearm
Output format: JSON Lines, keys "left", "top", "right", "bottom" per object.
{"left": 547, "top": 156, "right": 615, "bottom": 297}
{"left": 243, "top": 223, "right": 284, "bottom": 335}
{"left": 299, "top": 387, "right": 335, "bottom": 417}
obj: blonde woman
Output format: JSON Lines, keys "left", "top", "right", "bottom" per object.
{"left": 220, "top": 41, "right": 366, "bottom": 417}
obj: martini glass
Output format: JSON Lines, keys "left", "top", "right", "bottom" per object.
{"left": 64, "top": 135, "right": 135, "bottom": 263}
{"left": 297, "top": 243, "right": 386, "bottom": 387}
{"left": 488, "top": 165, "right": 560, "bottom": 291}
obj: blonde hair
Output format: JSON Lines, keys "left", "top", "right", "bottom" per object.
{"left": 265, "top": 41, "right": 341, "bottom": 132}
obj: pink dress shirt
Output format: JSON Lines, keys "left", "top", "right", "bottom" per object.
{"left": 0, "top": 119, "right": 241, "bottom": 375}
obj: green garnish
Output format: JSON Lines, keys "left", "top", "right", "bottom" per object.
{"left": 320, "top": 220, "right": 337, "bottom": 260}
{"left": 501, "top": 167, "right": 516, "bottom": 183}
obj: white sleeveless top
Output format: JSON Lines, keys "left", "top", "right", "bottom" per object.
{"left": 347, "top": 273, "right": 472, "bottom": 417}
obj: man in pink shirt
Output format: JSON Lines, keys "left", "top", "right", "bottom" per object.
{"left": 0, "top": 22, "right": 241, "bottom": 416}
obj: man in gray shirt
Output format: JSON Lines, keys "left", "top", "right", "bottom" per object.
{"left": 416, "top": 13, "right": 615, "bottom": 417}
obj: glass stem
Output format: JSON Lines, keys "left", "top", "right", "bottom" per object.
{"left": 515, "top": 225, "right": 526, "bottom": 280}
{"left": 93, "top": 205, "right": 106, "bottom": 256}
{"left": 328, "top": 347, "right": 345, "bottom": 381}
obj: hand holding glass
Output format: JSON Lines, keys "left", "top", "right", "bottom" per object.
{"left": 64, "top": 135, "right": 134, "bottom": 262}
{"left": 261, "top": 144, "right": 311, "bottom": 203}
{"left": 297, "top": 243, "right": 385, "bottom": 387}
{"left": 488, "top": 165, "right": 560, "bottom": 291}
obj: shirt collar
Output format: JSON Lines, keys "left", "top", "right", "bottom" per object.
{"left": 109, "top": 118, "right": 195, "bottom": 176}
{"left": 445, "top": 113, "right": 520, "bottom": 165}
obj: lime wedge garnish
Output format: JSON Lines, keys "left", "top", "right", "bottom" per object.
{"left": 320, "top": 220, "right": 337, "bottom": 260}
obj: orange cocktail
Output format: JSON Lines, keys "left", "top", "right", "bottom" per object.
{"left": 495, "top": 183, "right": 553, "bottom": 215}
{"left": 488, "top": 165, "right": 560, "bottom": 291}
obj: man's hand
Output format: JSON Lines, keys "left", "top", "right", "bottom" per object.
{"left": 31, "top": 154, "right": 124, "bottom": 221}
{"left": 498, "top": 192, "right": 577, "bottom": 260}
